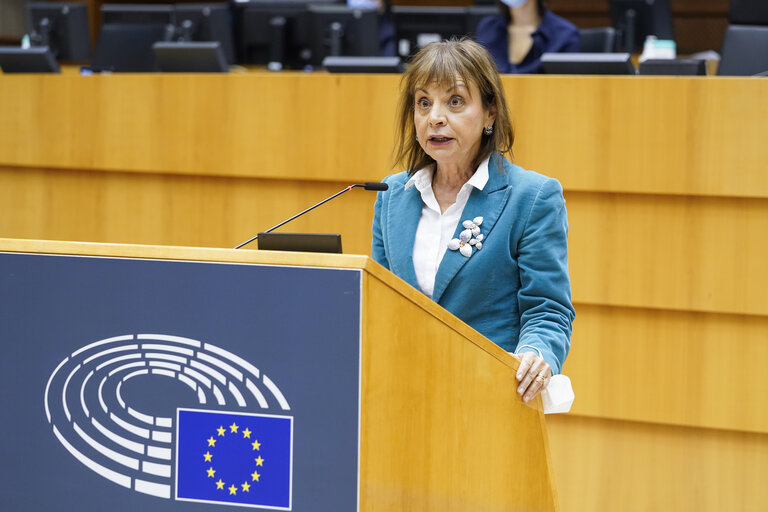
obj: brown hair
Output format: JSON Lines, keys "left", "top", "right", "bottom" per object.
{"left": 393, "top": 38, "right": 515, "bottom": 176}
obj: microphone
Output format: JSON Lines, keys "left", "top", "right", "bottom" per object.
{"left": 234, "top": 182, "right": 388, "bottom": 249}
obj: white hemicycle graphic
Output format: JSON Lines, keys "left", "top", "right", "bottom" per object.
{"left": 44, "top": 334, "right": 290, "bottom": 500}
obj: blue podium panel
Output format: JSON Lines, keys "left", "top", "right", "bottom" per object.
{"left": 0, "top": 253, "right": 362, "bottom": 512}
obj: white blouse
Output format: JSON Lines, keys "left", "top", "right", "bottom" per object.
{"left": 405, "top": 156, "right": 490, "bottom": 297}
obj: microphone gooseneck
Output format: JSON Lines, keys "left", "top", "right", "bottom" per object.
{"left": 234, "top": 182, "right": 388, "bottom": 249}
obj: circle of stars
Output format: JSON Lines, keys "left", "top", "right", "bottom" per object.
{"left": 203, "top": 420, "right": 266, "bottom": 496}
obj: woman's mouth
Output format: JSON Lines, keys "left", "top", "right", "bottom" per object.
{"left": 428, "top": 135, "right": 454, "bottom": 146}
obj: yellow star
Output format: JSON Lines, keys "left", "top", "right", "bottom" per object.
{"left": 207, "top": 436, "right": 216, "bottom": 447}
{"left": 228, "top": 484, "right": 237, "bottom": 495}
{"left": 206, "top": 467, "right": 215, "bottom": 478}
{"left": 217, "top": 425, "right": 226, "bottom": 436}
{"left": 242, "top": 427, "right": 252, "bottom": 438}
{"left": 241, "top": 481, "right": 251, "bottom": 493}
{"left": 203, "top": 451, "right": 212, "bottom": 462}
{"left": 251, "top": 470, "right": 261, "bottom": 482}
{"left": 251, "top": 439, "right": 261, "bottom": 451}
{"left": 255, "top": 456, "right": 264, "bottom": 466}
{"left": 229, "top": 422, "right": 239, "bottom": 433}
{"left": 215, "top": 479, "right": 225, "bottom": 490}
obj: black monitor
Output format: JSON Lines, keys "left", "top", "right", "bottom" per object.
{"left": 257, "top": 233, "right": 342, "bottom": 254}
{"left": 322, "top": 55, "right": 403, "bottom": 73}
{"left": 26, "top": 2, "right": 90, "bottom": 62}
{"left": 153, "top": 41, "right": 229, "bottom": 72}
{"left": 92, "top": 5, "right": 174, "bottom": 72}
{"left": 638, "top": 58, "right": 706, "bottom": 76}
{"left": 729, "top": 0, "right": 768, "bottom": 25}
{"left": 391, "top": 7, "right": 476, "bottom": 61}
{"left": 307, "top": 5, "right": 379, "bottom": 66}
{"left": 541, "top": 53, "right": 636, "bottom": 75}
{"left": 234, "top": 0, "right": 317, "bottom": 70}
{"left": 609, "top": 0, "right": 675, "bottom": 53}
{"left": 0, "top": 47, "right": 60, "bottom": 73}
{"left": 174, "top": 3, "right": 236, "bottom": 64}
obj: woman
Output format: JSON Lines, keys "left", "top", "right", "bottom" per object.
{"left": 476, "top": 0, "right": 580, "bottom": 74}
{"left": 371, "top": 39, "right": 574, "bottom": 403}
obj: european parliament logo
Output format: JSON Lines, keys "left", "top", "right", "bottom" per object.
{"left": 176, "top": 409, "right": 292, "bottom": 509}
{"left": 44, "top": 333, "right": 294, "bottom": 510}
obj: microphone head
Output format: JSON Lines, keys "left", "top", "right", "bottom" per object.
{"left": 363, "top": 182, "right": 388, "bottom": 191}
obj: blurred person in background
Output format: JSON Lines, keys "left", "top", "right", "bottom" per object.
{"left": 476, "top": 0, "right": 580, "bottom": 73}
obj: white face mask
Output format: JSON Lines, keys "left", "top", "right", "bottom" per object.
{"left": 500, "top": 0, "right": 529, "bottom": 8}
{"left": 347, "top": 0, "right": 379, "bottom": 9}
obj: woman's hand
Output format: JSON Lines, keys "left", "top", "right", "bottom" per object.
{"left": 515, "top": 352, "right": 551, "bottom": 403}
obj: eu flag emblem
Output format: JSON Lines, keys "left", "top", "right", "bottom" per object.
{"left": 176, "top": 409, "right": 293, "bottom": 509}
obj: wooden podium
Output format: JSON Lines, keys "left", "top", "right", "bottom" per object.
{"left": 0, "top": 238, "right": 558, "bottom": 511}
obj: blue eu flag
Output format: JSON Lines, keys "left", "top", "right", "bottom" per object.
{"left": 176, "top": 409, "right": 293, "bottom": 509}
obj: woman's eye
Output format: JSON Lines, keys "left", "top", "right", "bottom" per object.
{"left": 416, "top": 98, "right": 430, "bottom": 109}
{"left": 450, "top": 96, "right": 464, "bottom": 107}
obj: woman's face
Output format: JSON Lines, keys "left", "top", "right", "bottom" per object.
{"left": 413, "top": 78, "right": 495, "bottom": 174}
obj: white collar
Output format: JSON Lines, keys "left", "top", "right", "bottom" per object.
{"left": 405, "top": 155, "right": 491, "bottom": 192}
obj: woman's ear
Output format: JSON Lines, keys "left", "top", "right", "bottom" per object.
{"left": 487, "top": 104, "right": 498, "bottom": 126}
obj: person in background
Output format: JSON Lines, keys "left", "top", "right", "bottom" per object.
{"left": 476, "top": 0, "right": 580, "bottom": 74}
{"left": 371, "top": 39, "right": 575, "bottom": 404}
{"left": 347, "top": 0, "right": 396, "bottom": 57}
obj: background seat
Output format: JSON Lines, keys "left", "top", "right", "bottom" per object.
{"left": 717, "top": 24, "right": 768, "bottom": 75}
{"left": 579, "top": 27, "right": 617, "bottom": 53}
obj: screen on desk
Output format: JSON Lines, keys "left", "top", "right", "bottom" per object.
{"left": 92, "top": 5, "right": 174, "bottom": 72}
{"left": 609, "top": 0, "right": 675, "bottom": 53}
{"left": 26, "top": 2, "right": 90, "bottom": 61}
{"left": 729, "top": 0, "right": 768, "bottom": 25}
{"left": 235, "top": 1, "right": 316, "bottom": 69}
{"left": 391, "top": 7, "right": 475, "bottom": 61}
{"left": 307, "top": 5, "right": 380, "bottom": 66}
{"left": 174, "top": 3, "right": 236, "bottom": 64}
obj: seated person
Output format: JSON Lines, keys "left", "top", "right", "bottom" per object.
{"left": 476, "top": 0, "right": 580, "bottom": 74}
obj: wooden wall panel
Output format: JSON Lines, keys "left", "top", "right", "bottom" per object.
{"left": 508, "top": 76, "right": 768, "bottom": 199}
{"left": 0, "top": 74, "right": 401, "bottom": 182}
{"left": 547, "top": 414, "right": 768, "bottom": 512}
{"left": 566, "top": 304, "right": 768, "bottom": 433}
{"left": 2, "top": 75, "right": 768, "bottom": 198}
{"left": 0, "top": 166, "right": 378, "bottom": 255}
{"left": 566, "top": 191, "right": 768, "bottom": 315}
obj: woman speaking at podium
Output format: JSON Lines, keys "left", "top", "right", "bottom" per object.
{"left": 371, "top": 39, "right": 575, "bottom": 404}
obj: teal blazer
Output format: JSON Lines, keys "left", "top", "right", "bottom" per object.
{"left": 371, "top": 154, "right": 575, "bottom": 374}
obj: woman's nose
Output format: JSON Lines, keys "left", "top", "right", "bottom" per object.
{"left": 428, "top": 104, "right": 446, "bottom": 126}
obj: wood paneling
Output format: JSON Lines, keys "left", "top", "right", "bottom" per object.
{"left": 547, "top": 414, "right": 768, "bottom": 512}
{"left": 363, "top": 268, "right": 557, "bottom": 511}
{"left": 2, "top": 75, "right": 767, "bottom": 198}
{"left": 566, "top": 304, "right": 768, "bottom": 433}
{"left": 0, "top": 166, "right": 378, "bottom": 255}
{"left": 567, "top": 192, "right": 768, "bottom": 315}
{"left": 507, "top": 76, "right": 768, "bottom": 199}
{"left": 0, "top": 73, "right": 400, "bottom": 181}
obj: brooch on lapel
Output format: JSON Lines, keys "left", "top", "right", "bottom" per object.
{"left": 447, "top": 216, "right": 484, "bottom": 258}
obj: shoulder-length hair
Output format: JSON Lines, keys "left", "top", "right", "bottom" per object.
{"left": 393, "top": 38, "right": 515, "bottom": 176}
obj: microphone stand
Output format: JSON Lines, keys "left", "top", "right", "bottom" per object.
{"left": 234, "top": 183, "right": 383, "bottom": 249}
